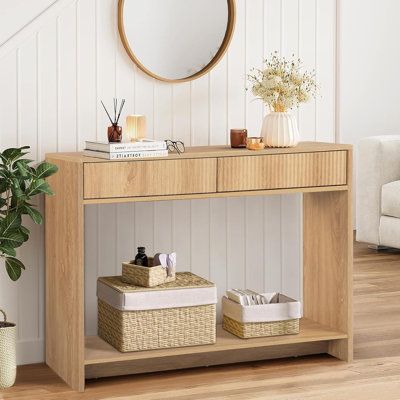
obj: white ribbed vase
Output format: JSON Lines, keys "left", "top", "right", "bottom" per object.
{"left": 261, "top": 112, "right": 300, "bottom": 148}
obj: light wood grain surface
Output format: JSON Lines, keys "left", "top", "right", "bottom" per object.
{"left": 45, "top": 157, "right": 85, "bottom": 392}
{"left": 44, "top": 143, "right": 352, "bottom": 391}
{"left": 46, "top": 142, "right": 353, "bottom": 163}
{"left": 83, "top": 158, "right": 217, "bottom": 199}
{"left": 85, "top": 319, "right": 346, "bottom": 365}
{"left": 5, "top": 240, "right": 400, "bottom": 399}
{"left": 217, "top": 151, "right": 347, "bottom": 192}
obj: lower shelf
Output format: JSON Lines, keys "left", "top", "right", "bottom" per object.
{"left": 84, "top": 318, "right": 347, "bottom": 378}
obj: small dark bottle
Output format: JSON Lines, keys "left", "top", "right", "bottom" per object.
{"left": 134, "top": 247, "right": 148, "bottom": 267}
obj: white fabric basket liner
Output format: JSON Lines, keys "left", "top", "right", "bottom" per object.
{"left": 222, "top": 293, "right": 301, "bottom": 323}
{"left": 97, "top": 280, "right": 217, "bottom": 311}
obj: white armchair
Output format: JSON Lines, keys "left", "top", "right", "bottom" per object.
{"left": 357, "top": 135, "right": 400, "bottom": 248}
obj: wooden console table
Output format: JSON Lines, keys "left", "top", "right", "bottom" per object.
{"left": 45, "top": 142, "right": 353, "bottom": 392}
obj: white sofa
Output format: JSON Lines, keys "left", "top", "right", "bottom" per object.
{"left": 357, "top": 135, "right": 400, "bottom": 248}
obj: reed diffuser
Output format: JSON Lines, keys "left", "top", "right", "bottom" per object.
{"left": 101, "top": 98, "right": 126, "bottom": 142}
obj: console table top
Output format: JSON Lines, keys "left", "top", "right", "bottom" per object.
{"left": 46, "top": 141, "right": 352, "bottom": 163}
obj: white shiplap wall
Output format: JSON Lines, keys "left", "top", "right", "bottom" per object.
{"left": 0, "top": 0, "right": 337, "bottom": 364}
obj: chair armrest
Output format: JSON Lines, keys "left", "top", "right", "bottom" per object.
{"left": 356, "top": 135, "right": 400, "bottom": 245}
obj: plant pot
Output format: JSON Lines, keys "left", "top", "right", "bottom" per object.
{"left": 261, "top": 112, "right": 300, "bottom": 148}
{"left": 0, "top": 309, "right": 16, "bottom": 389}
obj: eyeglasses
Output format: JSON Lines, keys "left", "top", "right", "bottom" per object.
{"left": 165, "top": 140, "right": 185, "bottom": 154}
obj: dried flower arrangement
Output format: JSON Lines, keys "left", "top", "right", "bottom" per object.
{"left": 248, "top": 53, "right": 317, "bottom": 112}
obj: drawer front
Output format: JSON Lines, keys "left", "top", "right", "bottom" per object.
{"left": 84, "top": 158, "right": 217, "bottom": 199}
{"left": 217, "top": 151, "right": 347, "bottom": 192}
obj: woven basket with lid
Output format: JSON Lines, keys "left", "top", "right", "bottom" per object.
{"left": 0, "top": 309, "right": 16, "bottom": 388}
{"left": 97, "top": 272, "right": 217, "bottom": 352}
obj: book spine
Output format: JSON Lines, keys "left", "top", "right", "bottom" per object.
{"left": 109, "top": 150, "right": 168, "bottom": 159}
{"left": 110, "top": 143, "right": 166, "bottom": 152}
{"left": 86, "top": 142, "right": 167, "bottom": 152}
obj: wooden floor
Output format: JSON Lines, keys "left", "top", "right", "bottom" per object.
{"left": 2, "top": 240, "right": 400, "bottom": 399}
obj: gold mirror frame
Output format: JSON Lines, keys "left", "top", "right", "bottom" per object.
{"left": 118, "top": 0, "right": 236, "bottom": 83}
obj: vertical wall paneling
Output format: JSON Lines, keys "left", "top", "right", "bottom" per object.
{"left": 245, "top": 196, "right": 265, "bottom": 293}
{"left": 58, "top": 2, "right": 77, "bottom": 151}
{"left": 115, "top": 16, "right": 136, "bottom": 275}
{"left": 78, "top": 0, "right": 97, "bottom": 147}
{"left": 316, "top": 0, "right": 336, "bottom": 142}
{"left": 190, "top": 75, "right": 209, "bottom": 146}
{"left": 245, "top": 0, "right": 264, "bottom": 135}
{"left": 18, "top": 36, "right": 39, "bottom": 342}
{"left": 263, "top": 0, "right": 284, "bottom": 296}
{"left": 172, "top": 200, "right": 191, "bottom": 271}
{"left": 0, "top": 50, "right": 19, "bottom": 343}
{"left": 280, "top": 0, "right": 302, "bottom": 303}
{"left": 243, "top": 0, "right": 265, "bottom": 296}
{"left": 226, "top": 198, "right": 246, "bottom": 289}
{"left": 39, "top": 22, "right": 58, "bottom": 156}
{"left": 134, "top": 70, "right": 155, "bottom": 139}
{"left": 134, "top": 203, "right": 154, "bottom": 257}
{"left": 281, "top": 194, "right": 302, "bottom": 300}
{"left": 263, "top": 195, "right": 282, "bottom": 292}
{"left": 190, "top": 200, "right": 211, "bottom": 279}
{"left": 210, "top": 198, "right": 227, "bottom": 321}
{"left": 298, "top": 0, "right": 317, "bottom": 141}
{"left": 96, "top": 0, "right": 117, "bottom": 281}
{"left": 172, "top": 83, "right": 191, "bottom": 144}
{"left": 153, "top": 83, "right": 173, "bottom": 255}
{"left": 80, "top": 0, "right": 98, "bottom": 337}
{"left": 153, "top": 201, "right": 173, "bottom": 254}
{"left": 210, "top": 58, "right": 228, "bottom": 145}
{"left": 264, "top": 0, "right": 282, "bottom": 59}
{"left": 0, "top": 0, "right": 337, "bottom": 364}
{"left": 227, "top": 0, "right": 245, "bottom": 132}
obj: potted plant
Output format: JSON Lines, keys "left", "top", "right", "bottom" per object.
{"left": 248, "top": 53, "right": 317, "bottom": 147}
{"left": 0, "top": 146, "right": 57, "bottom": 388}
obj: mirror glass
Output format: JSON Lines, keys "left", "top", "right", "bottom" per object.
{"left": 120, "top": 0, "right": 232, "bottom": 82}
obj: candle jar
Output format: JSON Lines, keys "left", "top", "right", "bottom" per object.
{"left": 108, "top": 124, "right": 122, "bottom": 143}
{"left": 246, "top": 136, "right": 265, "bottom": 150}
{"left": 230, "top": 129, "right": 247, "bottom": 148}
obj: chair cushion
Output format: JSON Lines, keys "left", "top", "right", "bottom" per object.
{"left": 382, "top": 180, "right": 400, "bottom": 218}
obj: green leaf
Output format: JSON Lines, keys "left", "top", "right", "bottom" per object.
{"left": 0, "top": 211, "right": 21, "bottom": 235}
{"left": 2, "top": 147, "right": 29, "bottom": 163}
{"left": 28, "top": 179, "right": 54, "bottom": 196}
{"left": 18, "top": 228, "right": 29, "bottom": 242}
{"left": 5, "top": 257, "right": 25, "bottom": 281}
{"left": 19, "top": 225, "right": 30, "bottom": 236}
{"left": 0, "top": 230, "right": 25, "bottom": 248}
{"left": 0, "top": 245, "right": 16, "bottom": 257}
{"left": 14, "top": 160, "right": 32, "bottom": 178}
{"left": 11, "top": 178, "right": 26, "bottom": 199}
{"left": 0, "top": 179, "right": 9, "bottom": 193}
{"left": 35, "top": 162, "right": 58, "bottom": 179}
{"left": 24, "top": 205, "right": 43, "bottom": 224}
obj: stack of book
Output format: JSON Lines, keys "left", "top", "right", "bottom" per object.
{"left": 83, "top": 139, "right": 168, "bottom": 159}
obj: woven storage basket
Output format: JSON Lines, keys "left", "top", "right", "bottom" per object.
{"left": 0, "top": 309, "right": 16, "bottom": 389}
{"left": 97, "top": 272, "right": 216, "bottom": 352}
{"left": 222, "top": 293, "right": 301, "bottom": 339}
{"left": 122, "top": 257, "right": 175, "bottom": 287}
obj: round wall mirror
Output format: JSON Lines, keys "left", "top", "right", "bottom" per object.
{"left": 118, "top": 0, "right": 236, "bottom": 83}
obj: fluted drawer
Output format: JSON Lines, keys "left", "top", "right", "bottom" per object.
{"left": 84, "top": 158, "right": 217, "bottom": 199}
{"left": 217, "top": 151, "right": 347, "bottom": 192}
